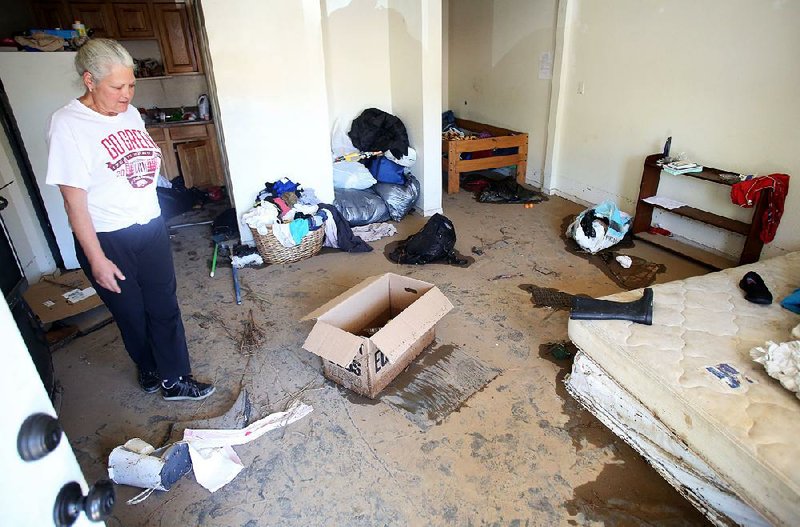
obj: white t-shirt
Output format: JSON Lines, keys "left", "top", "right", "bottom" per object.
{"left": 46, "top": 99, "right": 162, "bottom": 232}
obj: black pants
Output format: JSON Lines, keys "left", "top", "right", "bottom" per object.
{"left": 74, "top": 216, "right": 191, "bottom": 381}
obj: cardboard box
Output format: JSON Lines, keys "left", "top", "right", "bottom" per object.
{"left": 22, "top": 270, "right": 104, "bottom": 324}
{"left": 302, "top": 273, "right": 453, "bottom": 399}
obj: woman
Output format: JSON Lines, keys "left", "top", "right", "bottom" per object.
{"left": 46, "top": 39, "right": 214, "bottom": 401}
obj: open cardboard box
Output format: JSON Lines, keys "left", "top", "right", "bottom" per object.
{"left": 302, "top": 273, "right": 453, "bottom": 398}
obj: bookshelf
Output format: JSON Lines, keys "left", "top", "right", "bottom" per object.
{"left": 631, "top": 154, "right": 769, "bottom": 269}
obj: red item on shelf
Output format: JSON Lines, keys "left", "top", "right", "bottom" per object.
{"left": 648, "top": 226, "right": 672, "bottom": 236}
{"left": 730, "top": 174, "right": 790, "bottom": 244}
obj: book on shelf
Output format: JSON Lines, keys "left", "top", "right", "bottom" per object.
{"left": 663, "top": 161, "right": 703, "bottom": 175}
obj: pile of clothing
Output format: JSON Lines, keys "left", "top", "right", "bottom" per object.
{"left": 241, "top": 178, "right": 372, "bottom": 253}
{"left": 330, "top": 109, "right": 420, "bottom": 226}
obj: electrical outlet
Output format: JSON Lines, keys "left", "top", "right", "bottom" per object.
{"left": 577, "top": 81, "right": 585, "bottom": 95}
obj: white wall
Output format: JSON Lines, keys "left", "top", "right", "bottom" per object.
{"left": 0, "top": 125, "right": 56, "bottom": 282}
{"left": 0, "top": 52, "right": 83, "bottom": 269}
{"left": 551, "top": 0, "right": 800, "bottom": 258}
{"left": 321, "top": 0, "right": 392, "bottom": 126}
{"left": 447, "top": 0, "right": 557, "bottom": 186}
{"left": 388, "top": 0, "right": 442, "bottom": 216}
{"left": 200, "top": 0, "right": 334, "bottom": 243}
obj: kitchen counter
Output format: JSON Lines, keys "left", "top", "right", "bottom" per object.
{"left": 145, "top": 118, "right": 214, "bottom": 129}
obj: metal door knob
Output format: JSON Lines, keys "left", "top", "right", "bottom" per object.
{"left": 54, "top": 480, "right": 115, "bottom": 526}
{"left": 17, "top": 413, "right": 62, "bottom": 461}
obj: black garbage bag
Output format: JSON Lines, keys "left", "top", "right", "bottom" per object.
{"left": 157, "top": 187, "right": 196, "bottom": 220}
{"left": 333, "top": 187, "right": 391, "bottom": 227}
{"left": 372, "top": 175, "right": 420, "bottom": 221}
{"left": 348, "top": 108, "right": 409, "bottom": 159}
{"left": 212, "top": 207, "right": 238, "bottom": 242}
{"left": 477, "top": 177, "right": 548, "bottom": 204}
{"left": 388, "top": 213, "right": 465, "bottom": 265}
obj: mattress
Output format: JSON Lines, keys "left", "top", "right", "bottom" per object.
{"left": 567, "top": 251, "right": 800, "bottom": 527}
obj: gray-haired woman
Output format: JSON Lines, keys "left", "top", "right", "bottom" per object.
{"left": 46, "top": 38, "right": 214, "bottom": 401}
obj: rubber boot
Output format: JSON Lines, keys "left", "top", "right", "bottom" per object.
{"left": 570, "top": 287, "right": 653, "bottom": 325}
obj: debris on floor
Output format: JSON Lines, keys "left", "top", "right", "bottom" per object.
{"left": 460, "top": 170, "right": 549, "bottom": 205}
{"left": 184, "top": 401, "right": 313, "bottom": 492}
{"left": 385, "top": 213, "right": 473, "bottom": 267}
{"left": 109, "top": 401, "right": 313, "bottom": 496}
{"left": 520, "top": 284, "right": 575, "bottom": 311}
{"left": 548, "top": 341, "right": 576, "bottom": 361}
{"left": 566, "top": 201, "right": 632, "bottom": 254}
{"left": 561, "top": 215, "right": 665, "bottom": 290}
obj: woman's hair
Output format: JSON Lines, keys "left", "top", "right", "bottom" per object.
{"left": 75, "top": 38, "right": 134, "bottom": 82}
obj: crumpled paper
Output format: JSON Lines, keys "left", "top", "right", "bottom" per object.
{"left": 750, "top": 324, "right": 800, "bottom": 400}
{"left": 183, "top": 401, "right": 313, "bottom": 492}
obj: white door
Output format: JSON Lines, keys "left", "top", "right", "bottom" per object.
{"left": 0, "top": 298, "right": 110, "bottom": 526}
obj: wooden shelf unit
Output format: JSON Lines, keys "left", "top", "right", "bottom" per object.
{"left": 632, "top": 153, "right": 769, "bottom": 269}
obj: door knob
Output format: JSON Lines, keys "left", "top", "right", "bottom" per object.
{"left": 17, "top": 413, "right": 62, "bottom": 461}
{"left": 54, "top": 480, "right": 115, "bottom": 526}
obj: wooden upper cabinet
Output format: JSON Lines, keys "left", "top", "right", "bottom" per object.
{"left": 114, "top": 3, "right": 154, "bottom": 39}
{"left": 154, "top": 3, "right": 202, "bottom": 74}
{"left": 32, "top": 2, "right": 72, "bottom": 30}
{"left": 71, "top": 3, "right": 117, "bottom": 38}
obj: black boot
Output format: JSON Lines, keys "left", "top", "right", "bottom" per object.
{"left": 570, "top": 288, "right": 653, "bottom": 325}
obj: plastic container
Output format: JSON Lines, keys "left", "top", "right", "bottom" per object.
{"left": 198, "top": 94, "right": 210, "bottom": 121}
{"left": 71, "top": 21, "right": 86, "bottom": 37}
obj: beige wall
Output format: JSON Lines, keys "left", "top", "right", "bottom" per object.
{"left": 447, "top": 0, "right": 557, "bottom": 186}
{"left": 551, "top": 0, "right": 800, "bottom": 258}
{"left": 322, "top": 0, "right": 393, "bottom": 125}
{"left": 200, "top": 0, "right": 334, "bottom": 243}
{"left": 388, "top": 0, "right": 442, "bottom": 215}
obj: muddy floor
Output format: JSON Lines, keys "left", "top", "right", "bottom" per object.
{"left": 52, "top": 191, "right": 712, "bottom": 526}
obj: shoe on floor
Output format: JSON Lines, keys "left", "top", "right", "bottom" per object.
{"left": 138, "top": 369, "right": 161, "bottom": 393}
{"left": 739, "top": 271, "right": 772, "bottom": 305}
{"left": 161, "top": 376, "right": 215, "bottom": 401}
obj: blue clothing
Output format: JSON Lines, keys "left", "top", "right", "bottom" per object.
{"left": 289, "top": 218, "right": 309, "bottom": 244}
{"left": 780, "top": 288, "right": 800, "bottom": 314}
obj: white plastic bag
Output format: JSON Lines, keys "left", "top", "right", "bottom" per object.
{"left": 330, "top": 117, "right": 357, "bottom": 161}
{"left": 567, "top": 200, "right": 631, "bottom": 254}
{"left": 332, "top": 161, "right": 377, "bottom": 190}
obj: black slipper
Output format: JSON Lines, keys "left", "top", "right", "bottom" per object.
{"left": 739, "top": 271, "right": 772, "bottom": 305}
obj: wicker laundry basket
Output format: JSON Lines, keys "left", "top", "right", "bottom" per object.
{"left": 249, "top": 225, "right": 324, "bottom": 264}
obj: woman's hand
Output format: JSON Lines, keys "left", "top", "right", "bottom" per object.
{"left": 89, "top": 255, "right": 126, "bottom": 293}
{"left": 58, "top": 185, "right": 126, "bottom": 294}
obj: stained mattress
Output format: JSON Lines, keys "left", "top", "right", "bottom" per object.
{"left": 567, "top": 252, "right": 800, "bottom": 526}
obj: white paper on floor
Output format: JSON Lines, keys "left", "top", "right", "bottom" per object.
{"left": 183, "top": 401, "right": 313, "bottom": 492}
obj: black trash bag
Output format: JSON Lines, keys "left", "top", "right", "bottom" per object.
{"left": 157, "top": 187, "right": 196, "bottom": 220}
{"left": 372, "top": 175, "right": 420, "bottom": 222}
{"left": 388, "top": 213, "right": 465, "bottom": 265}
{"left": 477, "top": 177, "right": 547, "bottom": 204}
{"left": 348, "top": 108, "right": 410, "bottom": 159}
{"left": 333, "top": 188, "right": 391, "bottom": 227}
{"left": 212, "top": 207, "right": 238, "bottom": 242}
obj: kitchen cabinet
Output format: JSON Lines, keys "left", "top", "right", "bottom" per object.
{"left": 70, "top": 2, "right": 117, "bottom": 38}
{"left": 31, "top": 1, "right": 71, "bottom": 30}
{"left": 114, "top": 2, "right": 155, "bottom": 39}
{"left": 153, "top": 3, "right": 202, "bottom": 74}
{"left": 31, "top": 1, "right": 203, "bottom": 75}
{"left": 148, "top": 123, "right": 223, "bottom": 189}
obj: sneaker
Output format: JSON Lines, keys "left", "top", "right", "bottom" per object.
{"left": 161, "top": 376, "right": 215, "bottom": 401}
{"left": 138, "top": 369, "right": 161, "bottom": 394}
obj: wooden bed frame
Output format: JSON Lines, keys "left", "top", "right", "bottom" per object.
{"left": 441, "top": 118, "right": 528, "bottom": 194}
